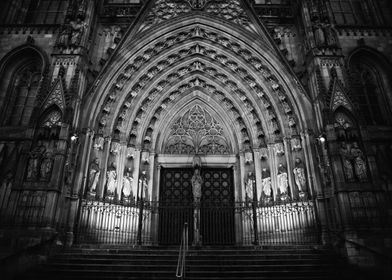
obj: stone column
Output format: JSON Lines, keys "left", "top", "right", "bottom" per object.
{"left": 268, "top": 143, "right": 278, "bottom": 200}
{"left": 98, "top": 137, "right": 112, "bottom": 198}
{"left": 151, "top": 164, "right": 161, "bottom": 245}
{"left": 66, "top": 128, "right": 94, "bottom": 246}
{"left": 147, "top": 152, "right": 155, "bottom": 201}
{"left": 284, "top": 137, "right": 295, "bottom": 198}
{"left": 253, "top": 149, "right": 263, "bottom": 201}
{"left": 132, "top": 148, "right": 141, "bottom": 199}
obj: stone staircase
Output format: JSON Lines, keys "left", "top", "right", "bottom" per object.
{"left": 14, "top": 245, "right": 377, "bottom": 280}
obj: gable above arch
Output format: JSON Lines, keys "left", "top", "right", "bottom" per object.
{"left": 139, "top": 0, "right": 264, "bottom": 38}
{"left": 329, "top": 78, "right": 353, "bottom": 112}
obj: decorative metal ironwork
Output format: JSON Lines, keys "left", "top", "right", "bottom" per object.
{"left": 241, "top": 199, "right": 319, "bottom": 245}
{"left": 0, "top": 190, "right": 49, "bottom": 228}
{"left": 76, "top": 198, "right": 153, "bottom": 245}
{"left": 164, "top": 105, "right": 230, "bottom": 155}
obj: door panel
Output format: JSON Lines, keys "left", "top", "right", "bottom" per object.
{"left": 200, "top": 169, "right": 235, "bottom": 245}
{"left": 158, "top": 168, "right": 194, "bottom": 245}
{"left": 158, "top": 168, "right": 235, "bottom": 245}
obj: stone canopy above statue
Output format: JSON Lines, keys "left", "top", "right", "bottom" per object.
{"left": 164, "top": 104, "right": 231, "bottom": 155}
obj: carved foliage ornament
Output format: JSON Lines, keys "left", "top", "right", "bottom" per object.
{"left": 144, "top": 0, "right": 250, "bottom": 30}
{"left": 165, "top": 105, "right": 230, "bottom": 155}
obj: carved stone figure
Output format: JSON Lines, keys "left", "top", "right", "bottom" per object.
{"left": 106, "top": 162, "right": 117, "bottom": 196}
{"left": 245, "top": 172, "right": 254, "bottom": 201}
{"left": 27, "top": 155, "right": 39, "bottom": 181}
{"left": 191, "top": 168, "right": 203, "bottom": 203}
{"left": 275, "top": 142, "right": 285, "bottom": 156}
{"left": 324, "top": 24, "right": 338, "bottom": 46}
{"left": 261, "top": 168, "right": 272, "bottom": 199}
{"left": 70, "top": 18, "right": 86, "bottom": 46}
{"left": 0, "top": 172, "right": 13, "bottom": 209}
{"left": 291, "top": 138, "right": 302, "bottom": 152}
{"left": 277, "top": 164, "right": 289, "bottom": 197}
{"left": 139, "top": 170, "right": 149, "bottom": 200}
{"left": 122, "top": 168, "right": 134, "bottom": 199}
{"left": 40, "top": 154, "right": 53, "bottom": 181}
{"left": 314, "top": 24, "right": 325, "bottom": 47}
{"left": 87, "top": 158, "right": 100, "bottom": 194}
{"left": 351, "top": 142, "right": 368, "bottom": 182}
{"left": 293, "top": 158, "right": 306, "bottom": 192}
{"left": 259, "top": 147, "right": 268, "bottom": 160}
{"left": 110, "top": 142, "right": 121, "bottom": 155}
{"left": 339, "top": 142, "right": 354, "bottom": 182}
{"left": 57, "top": 24, "right": 71, "bottom": 47}
{"left": 93, "top": 136, "right": 104, "bottom": 150}
{"left": 26, "top": 141, "right": 46, "bottom": 181}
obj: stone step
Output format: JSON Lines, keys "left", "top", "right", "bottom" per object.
{"left": 16, "top": 246, "right": 350, "bottom": 280}
{"left": 45, "top": 263, "right": 335, "bottom": 271}
{"left": 51, "top": 257, "right": 331, "bottom": 265}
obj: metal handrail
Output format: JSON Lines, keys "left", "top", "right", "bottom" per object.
{"left": 328, "top": 229, "right": 392, "bottom": 263}
{"left": 176, "top": 222, "right": 189, "bottom": 279}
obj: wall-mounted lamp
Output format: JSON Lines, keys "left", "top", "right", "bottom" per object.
{"left": 317, "top": 134, "right": 326, "bottom": 144}
{"left": 70, "top": 133, "right": 78, "bottom": 142}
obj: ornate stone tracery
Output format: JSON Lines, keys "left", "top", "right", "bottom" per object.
{"left": 143, "top": 0, "right": 251, "bottom": 31}
{"left": 164, "top": 105, "right": 231, "bottom": 155}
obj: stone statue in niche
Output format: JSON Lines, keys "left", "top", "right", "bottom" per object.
{"left": 106, "top": 162, "right": 117, "bottom": 198}
{"left": 87, "top": 158, "right": 100, "bottom": 195}
{"left": 70, "top": 18, "right": 86, "bottom": 47}
{"left": 139, "top": 170, "right": 149, "bottom": 200}
{"left": 324, "top": 24, "right": 338, "bottom": 46}
{"left": 122, "top": 168, "right": 135, "bottom": 201}
{"left": 261, "top": 168, "right": 272, "bottom": 203}
{"left": 126, "top": 146, "right": 135, "bottom": 159}
{"left": 291, "top": 138, "right": 302, "bottom": 152}
{"left": 259, "top": 147, "right": 268, "bottom": 160}
{"left": 191, "top": 168, "right": 203, "bottom": 203}
{"left": 351, "top": 142, "right": 368, "bottom": 182}
{"left": 26, "top": 141, "right": 46, "bottom": 181}
{"left": 245, "top": 172, "right": 255, "bottom": 201}
{"left": 0, "top": 171, "right": 13, "bottom": 207}
{"left": 57, "top": 23, "right": 71, "bottom": 48}
{"left": 40, "top": 153, "right": 53, "bottom": 181}
{"left": 293, "top": 158, "right": 307, "bottom": 197}
{"left": 275, "top": 142, "right": 285, "bottom": 156}
{"left": 314, "top": 24, "right": 325, "bottom": 47}
{"left": 277, "top": 164, "right": 289, "bottom": 200}
{"left": 93, "top": 136, "right": 104, "bottom": 150}
{"left": 110, "top": 142, "right": 121, "bottom": 155}
{"left": 339, "top": 142, "right": 354, "bottom": 182}
{"left": 314, "top": 22, "right": 338, "bottom": 48}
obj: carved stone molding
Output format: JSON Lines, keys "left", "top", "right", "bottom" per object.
{"left": 95, "top": 25, "right": 298, "bottom": 141}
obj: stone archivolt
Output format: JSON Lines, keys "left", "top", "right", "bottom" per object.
{"left": 95, "top": 27, "right": 298, "bottom": 144}
{"left": 133, "top": 76, "right": 255, "bottom": 151}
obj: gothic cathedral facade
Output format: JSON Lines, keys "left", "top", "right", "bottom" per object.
{"left": 0, "top": 0, "right": 391, "bottom": 265}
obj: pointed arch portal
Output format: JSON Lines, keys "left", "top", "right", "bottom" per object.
{"left": 76, "top": 2, "right": 319, "bottom": 246}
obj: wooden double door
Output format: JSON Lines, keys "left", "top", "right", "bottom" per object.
{"left": 158, "top": 168, "right": 235, "bottom": 245}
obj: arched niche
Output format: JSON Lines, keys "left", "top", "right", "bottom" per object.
{"left": 0, "top": 45, "right": 48, "bottom": 127}
{"left": 348, "top": 47, "right": 392, "bottom": 126}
